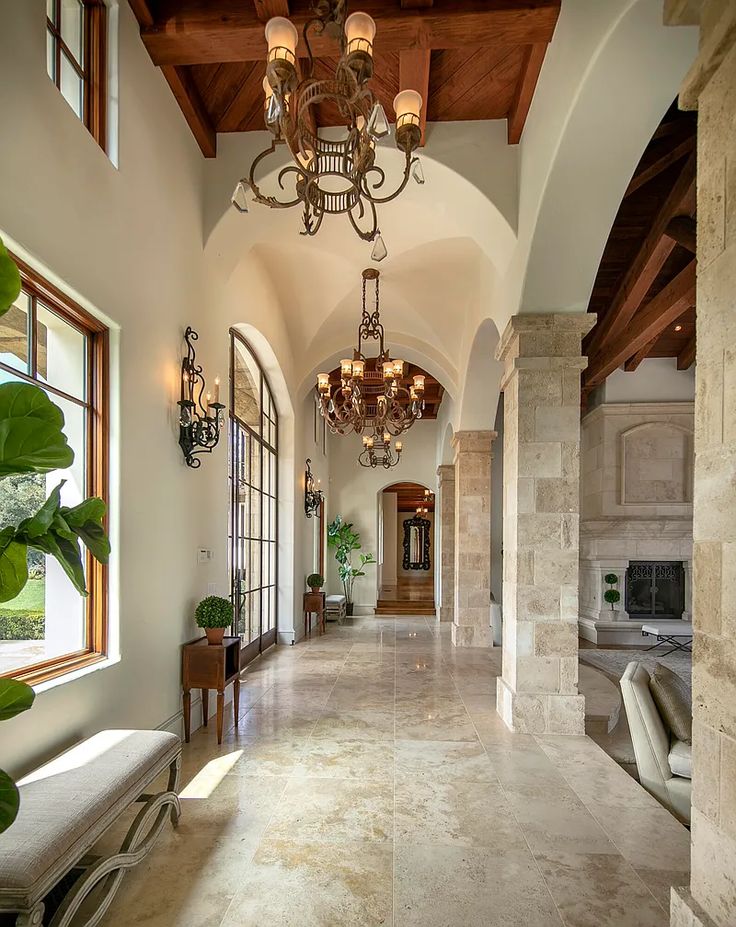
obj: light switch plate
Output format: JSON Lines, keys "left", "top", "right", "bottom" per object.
{"left": 198, "top": 548, "right": 214, "bottom": 564}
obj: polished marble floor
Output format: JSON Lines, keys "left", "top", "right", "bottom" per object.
{"left": 98, "top": 616, "right": 689, "bottom": 927}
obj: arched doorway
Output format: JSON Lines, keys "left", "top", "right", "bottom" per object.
{"left": 376, "top": 482, "right": 435, "bottom": 616}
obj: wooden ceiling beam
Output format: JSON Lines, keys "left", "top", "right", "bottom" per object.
{"left": 585, "top": 261, "right": 696, "bottom": 389}
{"left": 399, "top": 49, "right": 431, "bottom": 146}
{"left": 141, "top": 1, "right": 561, "bottom": 67}
{"left": 623, "top": 135, "right": 695, "bottom": 198}
{"left": 677, "top": 334, "right": 696, "bottom": 370}
{"left": 127, "top": 0, "right": 154, "bottom": 27}
{"left": 161, "top": 65, "right": 217, "bottom": 157}
{"left": 401, "top": 0, "right": 433, "bottom": 8}
{"left": 623, "top": 332, "right": 663, "bottom": 372}
{"left": 665, "top": 214, "right": 697, "bottom": 253}
{"left": 585, "top": 152, "right": 695, "bottom": 359}
{"left": 507, "top": 43, "right": 546, "bottom": 144}
{"left": 253, "top": 0, "right": 289, "bottom": 21}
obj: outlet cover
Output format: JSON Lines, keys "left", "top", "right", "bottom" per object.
{"left": 198, "top": 548, "right": 213, "bottom": 564}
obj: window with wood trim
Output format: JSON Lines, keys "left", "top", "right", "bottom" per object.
{"left": 46, "top": 0, "right": 107, "bottom": 150}
{"left": 0, "top": 257, "right": 109, "bottom": 685}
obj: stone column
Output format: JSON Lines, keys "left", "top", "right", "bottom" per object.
{"left": 666, "top": 4, "right": 736, "bottom": 926}
{"left": 495, "top": 314, "right": 595, "bottom": 734}
{"left": 452, "top": 431, "right": 495, "bottom": 647}
{"left": 437, "top": 464, "right": 456, "bottom": 622}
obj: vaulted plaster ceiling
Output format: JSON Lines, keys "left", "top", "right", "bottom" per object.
{"left": 198, "top": 1, "right": 698, "bottom": 434}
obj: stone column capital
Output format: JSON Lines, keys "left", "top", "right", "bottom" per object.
{"left": 451, "top": 430, "right": 497, "bottom": 457}
{"left": 496, "top": 313, "right": 596, "bottom": 365}
{"left": 668, "top": 2, "right": 736, "bottom": 109}
{"left": 437, "top": 464, "right": 455, "bottom": 483}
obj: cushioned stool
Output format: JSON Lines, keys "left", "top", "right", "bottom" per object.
{"left": 324, "top": 594, "right": 347, "bottom": 623}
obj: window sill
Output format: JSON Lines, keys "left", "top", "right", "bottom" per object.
{"left": 32, "top": 652, "right": 121, "bottom": 694}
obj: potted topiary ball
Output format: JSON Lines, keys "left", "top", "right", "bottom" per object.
{"left": 603, "top": 573, "right": 621, "bottom": 612}
{"left": 195, "top": 595, "right": 234, "bottom": 645}
{"left": 307, "top": 573, "right": 324, "bottom": 594}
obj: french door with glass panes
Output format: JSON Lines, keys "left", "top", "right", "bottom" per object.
{"left": 228, "top": 331, "right": 278, "bottom": 664}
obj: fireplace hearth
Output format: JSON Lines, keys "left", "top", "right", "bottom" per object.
{"left": 625, "top": 561, "right": 685, "bottom": 620}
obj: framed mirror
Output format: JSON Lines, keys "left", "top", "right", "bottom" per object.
{"left": 402, "top": 515, "right": 431, "bottom": 571}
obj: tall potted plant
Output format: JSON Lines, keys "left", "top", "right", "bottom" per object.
{"left": 0, "top": 239, "right": 111, "bottom": 832}
{"left": 327, "top": 515, "right": 375, "bottom": 616}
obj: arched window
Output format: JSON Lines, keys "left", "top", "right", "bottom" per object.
{"left": 228, "top": 330, "right": 278, "bottom": 663}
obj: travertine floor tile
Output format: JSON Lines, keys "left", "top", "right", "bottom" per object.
{"left": 94, "top": 614, "right": 690, "bottom": 927}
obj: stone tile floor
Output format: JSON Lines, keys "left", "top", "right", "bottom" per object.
{"left": 98, "top": 616, "right": 689, "bottom": 927}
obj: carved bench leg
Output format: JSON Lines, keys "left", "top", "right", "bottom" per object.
{"left": 15, "top": 903, "right": 45, "bottom": 926}
{"left": 48, "top": 788, "right": 181, "bottom": 927}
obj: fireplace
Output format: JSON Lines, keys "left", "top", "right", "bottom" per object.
{"left": 625, "top": 561, "right": 685, "bottom": 620}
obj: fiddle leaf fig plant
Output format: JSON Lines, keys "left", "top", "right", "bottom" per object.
{"left": 327, "top": 515, "right": 376, "bottom": 605}
{"left": 0, "top": 239, "right": 111, "bottom": 833}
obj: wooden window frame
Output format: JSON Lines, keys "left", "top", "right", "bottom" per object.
{"left": 0, "top": 255, "right": 109, "bottom": 686}
{"left": 46, "top": 0, "right": 107, "bottom": 151}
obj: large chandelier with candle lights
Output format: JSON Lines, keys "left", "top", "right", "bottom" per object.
{"left": 230, "top": 0, "right": 425, "bottom": 260}
{"left": 316, "top": 268, "right": 426, "bottom": 436}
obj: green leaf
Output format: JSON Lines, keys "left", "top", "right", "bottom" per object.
{"left": 0, "top": 383, "right": 74, "bottom": 476}
{"left": 0, "top": 677, "right": 35, "bottom": 721}
{"left": 18, "top": 482, "right": 64, "bottom": 539}
{"left": 61, "top": 497, "right": 110, "bottom": 564}
{"left": 0, "top": 527, "right": 28, "bottom": 603}
{"left": 0, "top": 239, "right": 21, "bottom": 318}
{"left": 0, "top": 769, "right": 20, "bottom": 834}
{"left": 30, "top": 531, "right": 87, "bottom": 595}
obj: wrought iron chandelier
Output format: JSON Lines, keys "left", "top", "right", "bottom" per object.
{"left": 358, "top": 430, "right": 403, "bottom": 469}
{"left": 230, "top": 1, "right": 425, "bottom": 259}
{"left": 316, "top": 268, "right": 426, "bottom": 436}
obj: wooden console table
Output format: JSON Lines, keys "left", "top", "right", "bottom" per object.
{"left": 303, "top": 591, "right": 325, "bottom": 636}
{"left": 182, "top": 636, "right": 241, "bottom": 745}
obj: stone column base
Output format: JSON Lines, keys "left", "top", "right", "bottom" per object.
{"left": 438, "top": 606, "right": 454, "bottom": 623}
{"left": 496, "top": 677, "right": 585, "bottom": 734}
{"left": 670, "top": 887, "right": 718, "bottom": 927}
{"left": 452, "top": 623, "right": 493, "bottom": 648}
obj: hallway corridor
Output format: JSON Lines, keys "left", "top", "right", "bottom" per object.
{"left": 99, "top": 617, "right": 689, "bottom": 927}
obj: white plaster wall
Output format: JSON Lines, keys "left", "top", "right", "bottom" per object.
{"left": 381, "top": 493, "right": 398, "bottom": 588}
{"left": 326, "top": 420, "right": 439, "bottom": 610}
{"left": 0, "top": 0, "right": 211, "bottom": 774}
{"left": 600, "top": 357, "right": 696, "bottom": 403}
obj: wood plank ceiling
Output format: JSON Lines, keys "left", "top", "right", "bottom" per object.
{"left": 128, "top": 0, "right": 561, "bottom": 157}
{"left": 326, "top": 359, "right": 444, "bottom": 420}
{"left": 383, "top": 481, "right": 435, "bottom": 512}
{"left": 582, "top": 102, "right": 697, "bottom": 398}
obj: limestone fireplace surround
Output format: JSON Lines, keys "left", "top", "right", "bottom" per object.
{"left": 578, "top": 402, "right": 694, "bottom": 646}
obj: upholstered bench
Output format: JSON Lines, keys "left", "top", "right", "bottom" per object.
{"left": 324, "top": 594, "right": 347, "bottom": 623}
{"left": 0, "top": 729, "right": 181, "bottom": 927}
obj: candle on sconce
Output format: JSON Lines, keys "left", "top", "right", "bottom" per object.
{"left": 205, "top": 393, "right": 212, "bottom": 417}
{"left": 214, "top": 376, "right": 220, "bottom": 404}
{"left": 395, "top": 441, "right": 402, "bottom": 453}
{"left": 366, "top": 436, "right": 374, "bottom": 449}
{"left": 383, "top": 432, "right": 390, "bottom": 445}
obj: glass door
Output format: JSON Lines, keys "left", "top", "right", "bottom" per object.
{"left": 228, "top": 331, "right": 278, "bottom": 664}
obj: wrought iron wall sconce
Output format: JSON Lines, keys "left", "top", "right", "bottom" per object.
{"left": 304, "top": 458, "right": 324, "bottom": 517}
{"left": 177, "top": 327, "right": 225, "bottom": 468}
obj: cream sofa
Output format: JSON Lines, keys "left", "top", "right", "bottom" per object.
{"left": 620, "top": 662, "right": 691, "bottom": 825}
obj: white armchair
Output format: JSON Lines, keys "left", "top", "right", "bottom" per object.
{"left": 620, "top": 662, "right": 691, "bottom": 825}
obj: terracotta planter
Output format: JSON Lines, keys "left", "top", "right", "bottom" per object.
{"left": 310, "top": 586, "right": 322, "bottom": 594}
{"left": 204, "top": 627, "right": 226, "bottom": 646}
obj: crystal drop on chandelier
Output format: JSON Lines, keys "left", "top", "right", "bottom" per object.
{"left": 412, "top": 158, "right": 425, "bottom": 185}
{"left": 371, "top": 233, "right": 388, "bottom": 263}
{"left": 367, "top": 102, "right": 390, "bottom": 140}
{"left": 266, "top": 92, "right": 283, "bottom": 126}
{"left": 231, "top": 180, "right": 249, "bottom": 213}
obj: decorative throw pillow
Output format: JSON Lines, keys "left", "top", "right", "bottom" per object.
{"left": 649, "top": 662, "right": 692, "bottom": 745}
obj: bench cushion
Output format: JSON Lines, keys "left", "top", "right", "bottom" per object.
{"left": 325, "top": 595, "right": 346, "bottom": 606}
{"left": 1, "top": 730, "right": 180, "bottom": 896}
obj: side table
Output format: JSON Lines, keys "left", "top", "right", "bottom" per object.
{"left": 303, "top": 591, "right": 325, "bottom": 636}
{"left": 182, "top": 636, "right": 241, "bottom": 744}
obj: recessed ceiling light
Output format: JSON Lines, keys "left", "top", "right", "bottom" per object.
{"left": 674, "top": 324, "right": 683, "bottom": 332}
